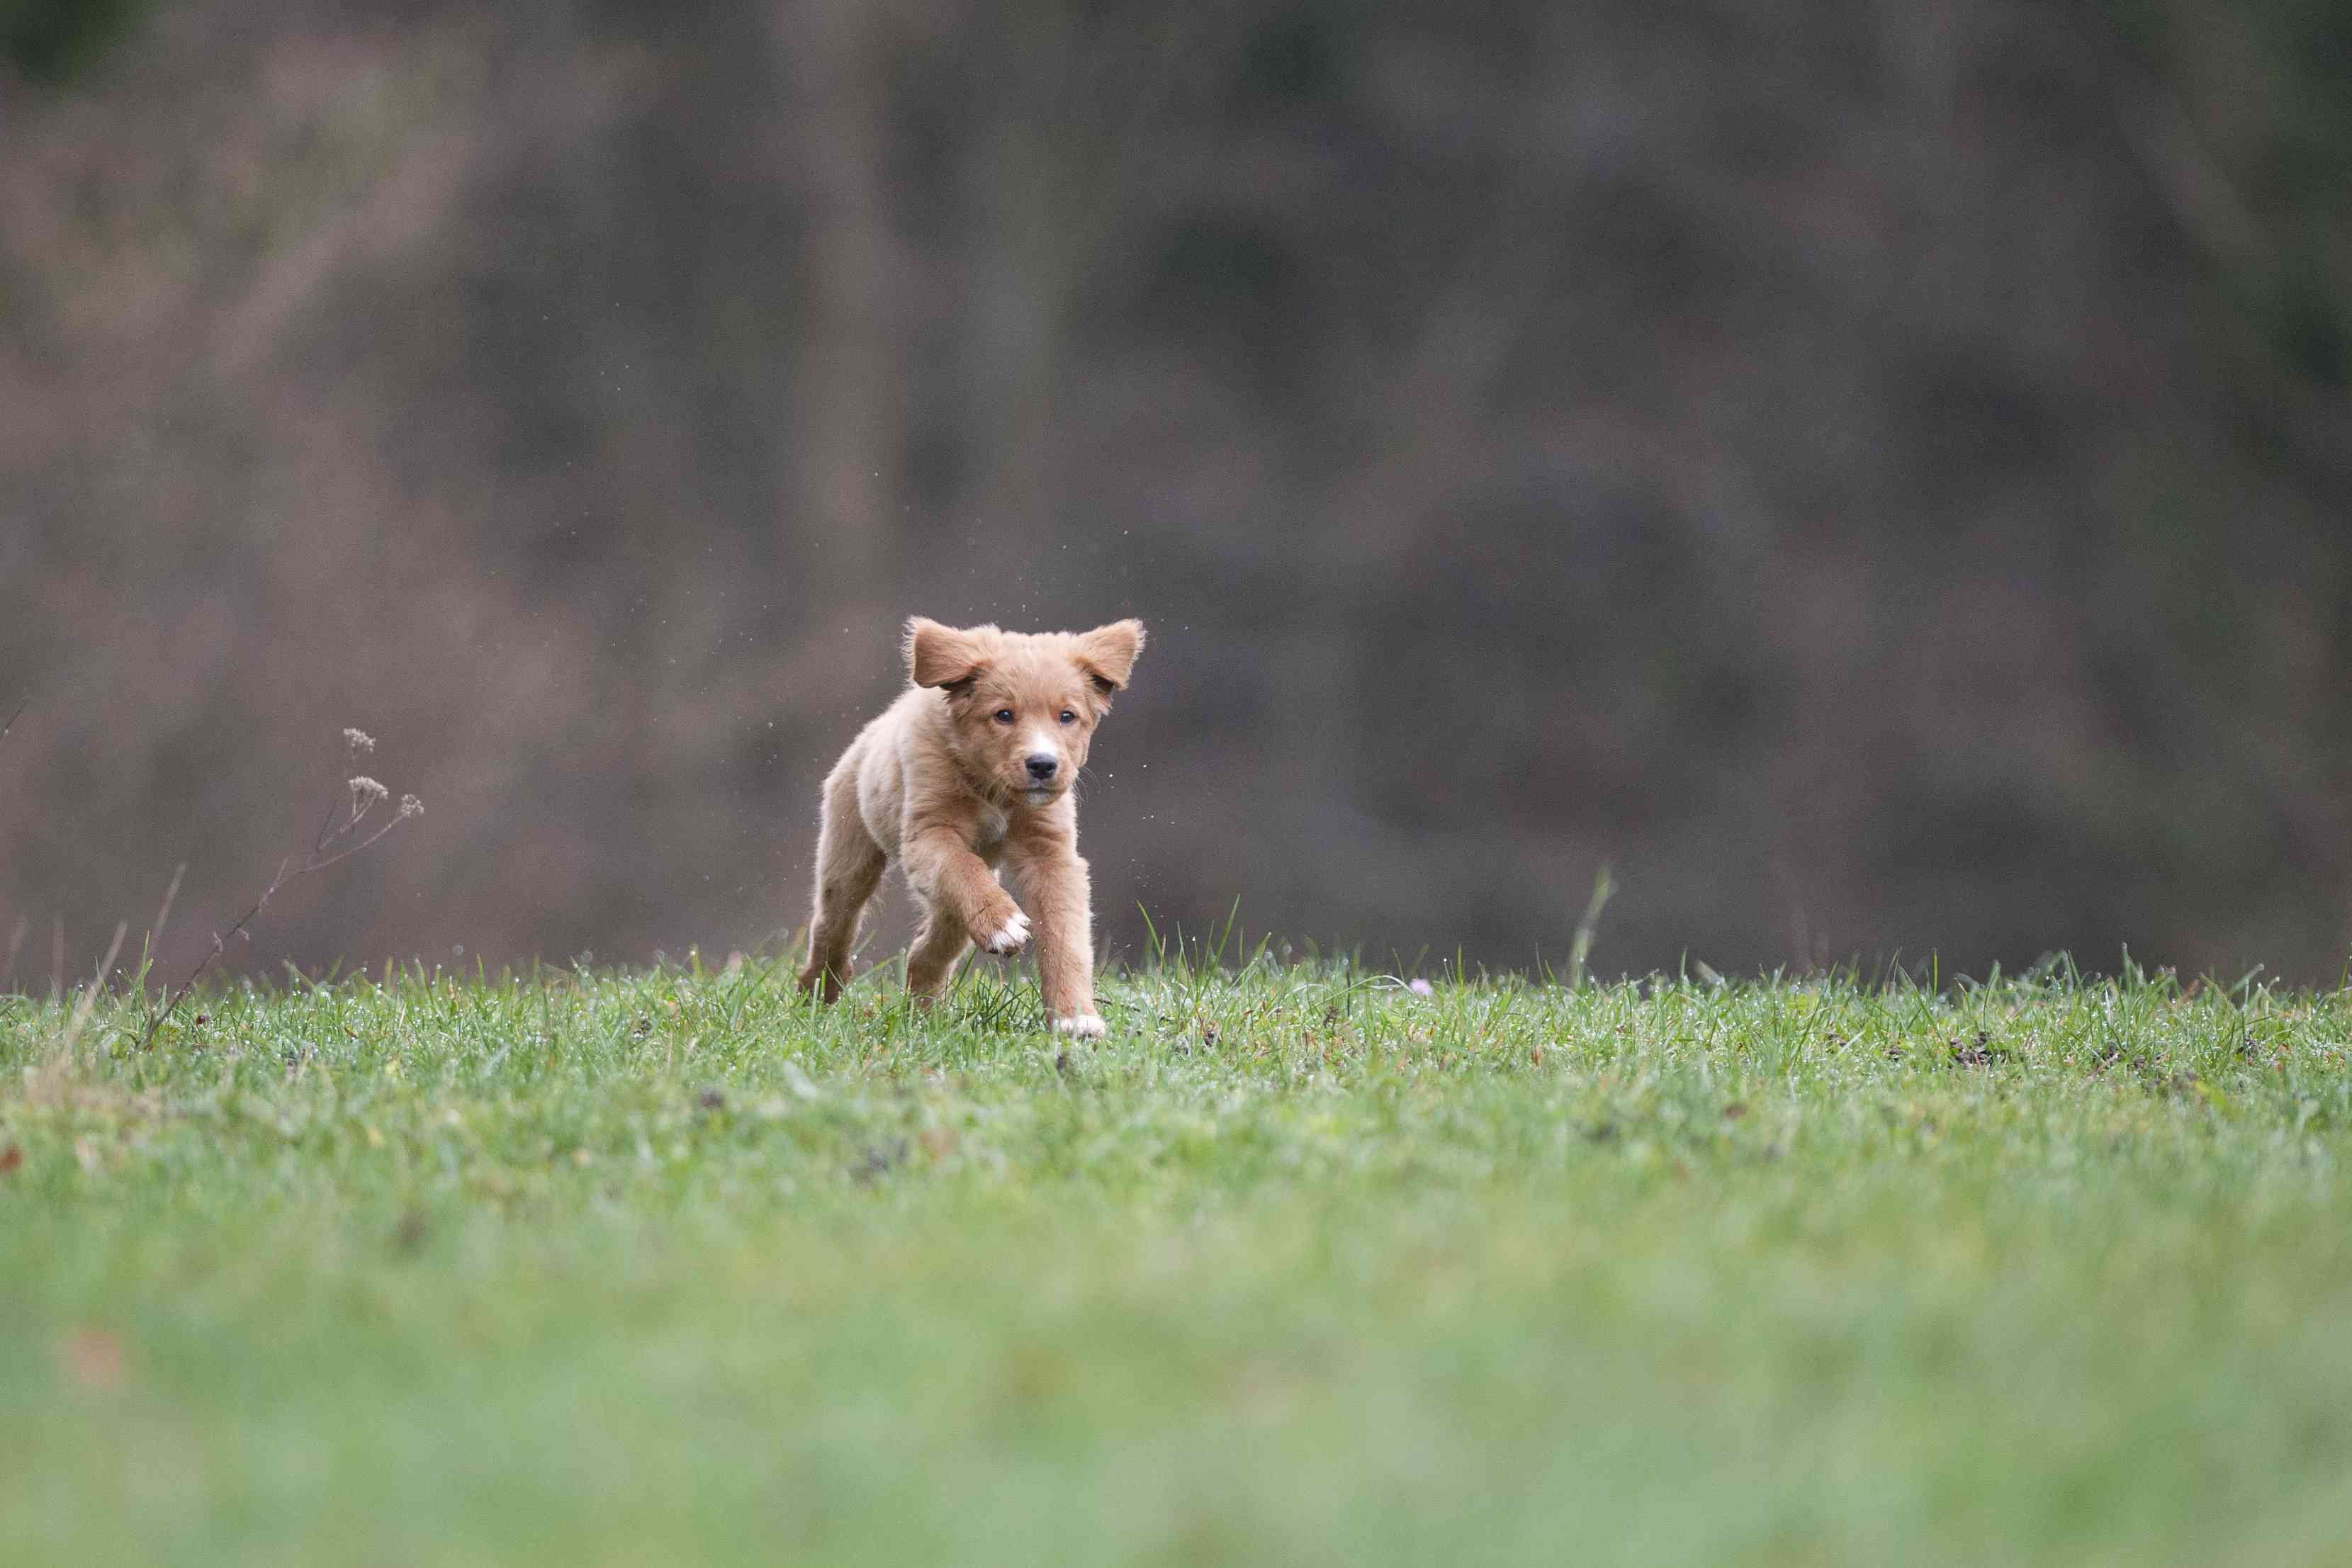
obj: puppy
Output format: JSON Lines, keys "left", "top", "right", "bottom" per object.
{"left": 795, "top": 616, "right": 1146, "bottom": 1037}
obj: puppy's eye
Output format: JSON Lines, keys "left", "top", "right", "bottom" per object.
{"left": 993, "top": 709, "right": 1015, "bottom": 725}
{"left": 1057, "top": 710, "right": 1076, "bottom": 726}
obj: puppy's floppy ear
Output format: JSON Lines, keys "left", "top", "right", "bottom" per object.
{"left": 1074, "top": 619, "right": 1146, "bottom": 694}
{"left": 906, "top": 617, "right": 989, "bottom": 690}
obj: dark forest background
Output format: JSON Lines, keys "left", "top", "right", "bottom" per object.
{"left": 2, "top": 0, "right": 2348, "bottom": 988}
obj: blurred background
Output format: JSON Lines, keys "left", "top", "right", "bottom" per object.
{"left": 1, "top": 0, "right": 2347, "bottom": 988}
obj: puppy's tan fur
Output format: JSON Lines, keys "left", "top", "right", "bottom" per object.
{"left": 796, "top": 617, "right": 1146, "bottom": 1037}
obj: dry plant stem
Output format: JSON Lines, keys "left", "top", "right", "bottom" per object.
{"left": 140, "top": 755, "right": 419, "bottom": 1049}
{"left": 140, "top": 859, "right": 298, "bottom": 1049}
{"left": 1, "top": 701, "right": 28, "bottom": 995}
{"left": 1568, "top": 864, "right": 1616, "bottom": 992}
{"left": 310, "top": 813, "right": 410, "bottom": 871}
{"left": 151, "top": 863, "right": 186, "bottom": 947}
{"left": 59, "top": 919, "right": 128, "bottom": 1057}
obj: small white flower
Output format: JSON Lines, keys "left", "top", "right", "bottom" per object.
{"left": 1408, "top": 978, "right": 1434, "bottom": 997}
{"left": 343, "top": 728, "right": 376, "bottom": 755}
{"left": 347, "top": 776, "right": 389, "bottom": 818}
{"left": 398, "top": 794, "right": 424, "bottom": 819}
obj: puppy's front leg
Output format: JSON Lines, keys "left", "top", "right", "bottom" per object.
{"left": 903, "top": 827, "right": 1027, "bottom": 955}
{"left": 1015, "top": 846, "right": 1102, "bottom": 1038}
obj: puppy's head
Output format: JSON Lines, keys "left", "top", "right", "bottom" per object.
{"left": 906, "top": 616, "right": 1146, "bottom": 807}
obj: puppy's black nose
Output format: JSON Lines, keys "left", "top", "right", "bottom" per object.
{"left": 1025, "top": 753, "right": 1059, "bottom": 782}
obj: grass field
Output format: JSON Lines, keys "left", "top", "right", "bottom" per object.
{"left": 6, "top": 949, "right": 2352, "bottom": 1565}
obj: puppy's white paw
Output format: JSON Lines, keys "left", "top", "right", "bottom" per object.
{"left": 982, "top": 910, "right": 1030, "bottom": 955}
{"left": 1052, "top": 1013, "right": 1107, "bottom": 1039}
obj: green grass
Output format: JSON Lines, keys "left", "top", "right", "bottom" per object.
{"left": 6, "top": 951, "right": 2352, "bottom": 1565}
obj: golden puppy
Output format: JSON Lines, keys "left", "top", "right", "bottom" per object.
{"left": 796, "top": 616, "right": 1146, "bottom": 1037}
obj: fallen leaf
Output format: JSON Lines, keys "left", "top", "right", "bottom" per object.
{"left": 0, "top": 1144, "right": 21, "bottom": 1175}
{"left": 57, "top": 1327, "right": 128, "bottom": 1392}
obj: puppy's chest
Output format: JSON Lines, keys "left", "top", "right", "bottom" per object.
{"left": 968, "top": 804, "right": 1011, "bottom": 859}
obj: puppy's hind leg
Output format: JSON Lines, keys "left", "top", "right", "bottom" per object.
{"left": 904, "top": 903, "right": 971, "bottom": 1003}
{"left": 797, "top": 767, "right": 886, "bottom": 1003}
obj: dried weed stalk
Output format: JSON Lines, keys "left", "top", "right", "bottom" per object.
{"left": 140, "top": 728, "right": 422, "bottom": 1048}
